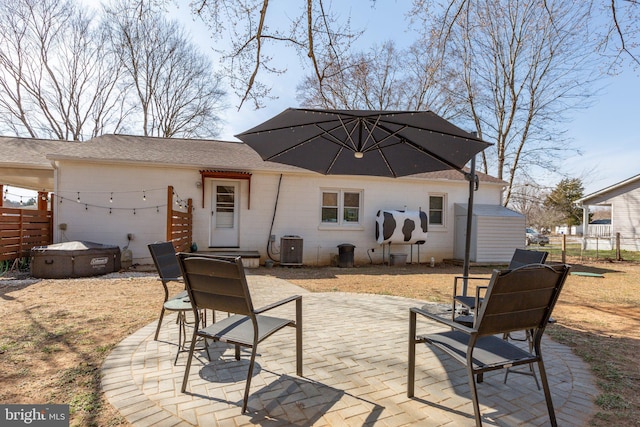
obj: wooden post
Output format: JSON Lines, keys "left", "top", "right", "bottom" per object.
{"left": 561, "top": 234, "right": 566, "bottom": 264}
{"left": 187, "top": 198, "right": 193, "bottom": 252}
{"left": 37, "top": 191, "right": 48, "bottom": 211}
{"left": 166, "top": 186, "right": 173, "bottom": 243}
{"left": 48, "top": 194, "right": 54, "bottom": 244}
{"left": 616, "top": 232, "right": 621, "bottom": 261}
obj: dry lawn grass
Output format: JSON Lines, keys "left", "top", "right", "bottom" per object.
{"left": 0, "top": 259, "right": 639, "bottom": 426}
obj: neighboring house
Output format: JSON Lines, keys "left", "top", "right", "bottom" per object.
{"left": 576, "top": 173, "right": 640, "bottom": 251}
{"left": 0, "top": 134, "right": 514, "bottom": 266}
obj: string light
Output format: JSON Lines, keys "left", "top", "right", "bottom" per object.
{"left": 50, "top": 188, "right": 188, "bottom": 214}
{"left": 3, "top": 188, "right": 7, "bottom": 201}
{"left": 54, "top": 194, "right": 171, "bottom": 214}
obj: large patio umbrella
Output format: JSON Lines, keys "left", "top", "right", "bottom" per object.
{"left": 235, "top": 108, "right": 492, "bottom": 281}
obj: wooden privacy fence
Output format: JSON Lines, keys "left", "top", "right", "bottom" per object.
{"left": 0, "top": 207, "right": 53, "bottom": 261}
{"left": 166, "top": 186, "right": 193, "bottom": 252}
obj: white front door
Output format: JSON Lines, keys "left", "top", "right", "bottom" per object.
{"left": 209, "top": 181, "right": 240, "bottom": 247}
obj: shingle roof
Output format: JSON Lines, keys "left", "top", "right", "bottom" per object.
{"left": 0, "top": 136, "right": 68, "bottom": 169}
{"left": 2, "top": 134, "right": 505, "bottom": 184}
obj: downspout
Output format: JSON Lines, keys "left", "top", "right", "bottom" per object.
{"left": 49, "top": 159, "right": 59, "bottom": 243}
{"left": 267, "top": 174, "right": 283, "bottom": 262}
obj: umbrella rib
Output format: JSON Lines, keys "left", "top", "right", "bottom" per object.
{"left": 359, "top": 119, "right": 402, "bottom": 177}
{"left": 377, "top": 115, "right": 486, "bottom": 144}
{"left": 263, "top": 118, "right": 359, "bottom": 162}
{"left": 373, "top": 122, "right": 468, "bottom": 171}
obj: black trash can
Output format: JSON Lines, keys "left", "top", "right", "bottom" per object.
{"left": 337, "top": 243, "right": 355, "bottom": 268}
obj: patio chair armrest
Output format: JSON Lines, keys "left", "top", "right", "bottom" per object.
{"left": 454, "top": 275, "right": 490, "bottom": 281}
{"left": 410, "top": 307, "right": 476, "bottom": 334}
{"left": 255, "top": 295, "right": 302, "bottom": 314}
{"left": 476, "top": 285, "right": 488, "bottom": 299}
{"left": 452, "top": 275, "right": 491, "bottom": 297}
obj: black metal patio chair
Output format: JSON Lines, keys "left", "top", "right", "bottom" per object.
{"left": 408, "top": 263, "right": 571, "bottom": 427}
{"left": 452, "top": 248, "right": 548, "bottom": 324}
{"left": 148, "top": 242, "right": 190, "bottom": 344}
{"left": 177, "top": 253, "right": 303, "bottom": 413}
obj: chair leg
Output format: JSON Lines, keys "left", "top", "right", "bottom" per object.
{"left": 296, "top": 297, "right": 303, "bottom": 376}
{"left": 467, "top": 366, "right": 483, "bottom": 427}
{"left": 408, "top": 310, "right": 416, "bottom": 398}
{"left": 242, "top": 345, "right": 258, "bottom": 413}
{"left": 174, "top": 311, "right": 187, "bottom": 365}
{"left": 180, "top": 323, "right": 200, "bottom": 393}
{"left": 154, "top": 307, "right": 166, "bottom": 340}
{"left": 503, "top": 330, "right": 541, "bottom": 389}
{"left": 537, "top": 359, "right": 558, "bottom": 427}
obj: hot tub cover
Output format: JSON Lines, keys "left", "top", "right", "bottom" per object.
{"left": 31, "top": 241, "right": 119, "bottom": 252}
{"left": 30, "top": 241, "right": 121, "bottom": 278}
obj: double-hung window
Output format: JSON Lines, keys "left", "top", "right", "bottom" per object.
{"left": 321, "top": 189, "right": 362, "bottom": 226}
{"left": 429, "top": 194, "right": 446, "bottom": 227}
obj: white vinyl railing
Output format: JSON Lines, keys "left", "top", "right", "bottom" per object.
{"left": 585, "top": 224, "right": 612, "bottom": 237}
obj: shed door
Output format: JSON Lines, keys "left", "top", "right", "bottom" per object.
{"left": 209, "top": 181, "right": 239, "bottom": 247}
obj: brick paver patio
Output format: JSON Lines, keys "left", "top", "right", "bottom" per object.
{"left": 102, "top": 274, "right": 597, "bottom": 426}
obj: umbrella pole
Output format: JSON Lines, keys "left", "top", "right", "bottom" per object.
{"left": 462, "top": 156, "right": 476, "bottom": 296}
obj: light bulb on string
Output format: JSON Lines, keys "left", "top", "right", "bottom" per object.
{"left": 110, "top": 192, "right": 113, "bottom": 203}
{"left": 142, "top": 190, "right": 146, "bottom": 201}
{"left": 133, "top": 208, "right": 136, "bottom": 215}
{"left": 3, "top": 188, "right": 7, "bottom": 200}
{"left": 77, "top": 192, "right": 81, "bottom": 203}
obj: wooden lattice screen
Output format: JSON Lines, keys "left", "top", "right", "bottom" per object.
{"left": 166, "top": 186, "right": 193, "bottom": 252}
{"left": 0, "top": 206, "right": 53, "bottom": 261}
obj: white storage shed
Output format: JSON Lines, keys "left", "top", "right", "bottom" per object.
{"left": 454, "top": 204, "right": 525, "bottom": 264}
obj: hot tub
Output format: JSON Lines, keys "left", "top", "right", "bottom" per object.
{"left": 30, "top": 241, "right": 121, "bottom": 279}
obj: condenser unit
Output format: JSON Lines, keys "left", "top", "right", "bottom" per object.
{"left": 280, "top": 235, "right": 303, "bottom": 266}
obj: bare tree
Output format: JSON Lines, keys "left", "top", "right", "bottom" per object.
{"left": 180, "top": 0, "right": 639, "bottom": 112}
{"left": 187, "top": 0, "right": 359, "bottom": 110}
{"left": 0, "top": 0, "right": 126, "bottom": 140}
{"left": 508, "top": 182, "right": 564, "bottom": 231}
{"left": 298, "top": 41, "right": 406, "bottom": 110}
{"left": 297, "top": 38, "right": 463, "bottom": 120}
{"left": 597, "top": 0, "right": 640, "bottom": 70}
{"left": 412, "top": 0, "right": 600, "bottom": 205}
{"left": 103, "top": 1, "right": 226, "bottom": 138}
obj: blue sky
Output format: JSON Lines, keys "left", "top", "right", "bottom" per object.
{"left": 210, "top": 1, "right": 640, "bottom": 196}
{"left": 5, "top": 0, "right": 639, "bottom": 200}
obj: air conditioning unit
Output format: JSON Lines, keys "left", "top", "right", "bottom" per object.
{"left": 280, "top": 235, "right": 303, "bottom": 266}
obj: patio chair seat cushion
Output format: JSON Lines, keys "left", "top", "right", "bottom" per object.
{"left": 454, "top": 295, "right": 476, "bottom": 309}
{"left": 423, "top": 331, "right": 535, "bottom": 370}
{"left": 199, "top": 314, "right": 293, "bottom": 347}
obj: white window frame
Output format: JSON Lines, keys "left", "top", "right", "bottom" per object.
{"left": 319, "top": 188, "right": 364, "bottom": 229}
{"left": 428, "top": 193, "right": 447, "bottom": 229}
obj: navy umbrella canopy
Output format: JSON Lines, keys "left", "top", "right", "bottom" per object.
{"left": 235, "top": 109, "right": 491, "bottom": 177}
